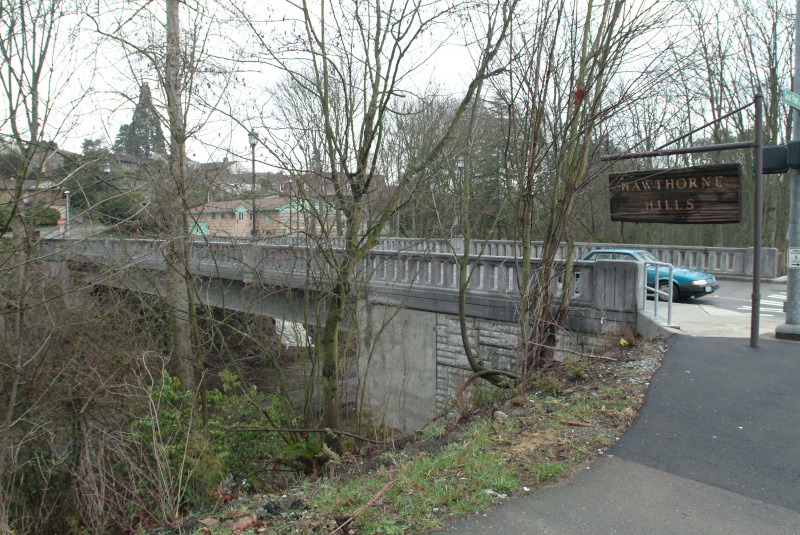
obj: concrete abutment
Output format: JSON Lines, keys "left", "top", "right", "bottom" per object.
{"left": 358, "top": 304, "right": 629, "bottom": 433}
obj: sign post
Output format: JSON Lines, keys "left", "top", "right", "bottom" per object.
{"left": 603, "top": 95, "right": 765, "bottom": 348}
{"left": 775, "top": 0, "right": 800, "bottom": 340}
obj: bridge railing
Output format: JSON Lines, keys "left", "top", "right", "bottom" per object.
{"left": 42, "top": 238, "right": 644, "bottom": 332}
{"left": 197, "top": 236, "right": 778, "bottom": 279}
{"left": 43, "top": 238, "right": 597, "bottom": 305}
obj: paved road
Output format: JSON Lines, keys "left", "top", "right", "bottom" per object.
{"left": 697, "top": 278, "right": 787, "bottom": 318}
{"left": 40, "top": 222, "right": 108, "bottom": 240}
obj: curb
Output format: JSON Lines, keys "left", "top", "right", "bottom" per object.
{"left": 636, "top": 309, "right": 680, "bottom": 339}
{"left": 713, "top": 274, "right": 787, "bottom": 284}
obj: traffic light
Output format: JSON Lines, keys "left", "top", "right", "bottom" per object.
{"left": 762, "top": 140, "right": 800, "bottom": 174}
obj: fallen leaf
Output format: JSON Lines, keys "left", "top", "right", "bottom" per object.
{"left": 229, "top": 516, "right": 256, "bottom": 532}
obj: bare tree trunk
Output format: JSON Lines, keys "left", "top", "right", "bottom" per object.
{"left": 163, "top": 0, "right": 195, "bottom": 391}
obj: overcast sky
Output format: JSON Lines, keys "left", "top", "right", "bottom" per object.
{"left": 44, "top": 1, "right": 486, "bottom": 172}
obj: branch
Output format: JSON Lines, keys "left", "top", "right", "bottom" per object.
{"left": 219, "top": 426, "right": 388, "bottom": 445}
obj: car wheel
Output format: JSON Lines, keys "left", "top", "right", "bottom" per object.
{"left": 658, "top": 281, "right": 678, "bottom": 302}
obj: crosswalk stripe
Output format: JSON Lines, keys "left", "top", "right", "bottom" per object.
{"left": 738, "top": 306, "right": 784, "bottom": 313}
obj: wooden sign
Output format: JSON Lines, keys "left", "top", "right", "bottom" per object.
{"left": 609, "top": 164, "right": 741, "bottom": 224}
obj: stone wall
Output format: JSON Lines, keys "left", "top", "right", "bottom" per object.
{"left": 433, "top": 313, "right": 619, "bottom": 413}
{"left": 360, "top": 304, "right": 625, "bottom": 432}
{"left": 434, "top": 314, "right": 517, "bottom": 412}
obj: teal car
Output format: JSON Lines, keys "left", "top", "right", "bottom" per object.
{"left": 580, "top": 248, "right": 720, "bottom": 301}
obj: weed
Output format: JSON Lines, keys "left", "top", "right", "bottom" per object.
{"left": 420, "top": 421, "right": 446, "bottom": 440}
{"left": 565, "top": 354, "right": 589, "bottom": 380}
{"left": 621, "top": 323, "right": 639, "bottom": 347}
{"left": 531, "top": 372, "right": 562, "bottom": 396}
{"left": 531, "top": 462, "right": 565, "bottom": 483}
{"left": 183, "top": 339, "right": 662, "bottom": 535}
{"left": 308, "top": 419, "right": 520, "bottom": 534}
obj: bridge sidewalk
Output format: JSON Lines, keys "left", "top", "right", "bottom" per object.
{"left": 647, "top": 302, "right": 785, "bottom": 338}
{"left": 431, "top": 334, "right": 800, "bottom": 534}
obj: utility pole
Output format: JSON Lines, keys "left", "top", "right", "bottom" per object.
{"left": 777, "top": 0, "right": 800, "bottom": 340}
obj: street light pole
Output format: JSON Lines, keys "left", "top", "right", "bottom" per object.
{"left": 456, "top": 156, "right": 464, "bottom": 238}
{"left": 288, "top": 178, "right": 293, "bottom": 235}
{"left": 248, "top": 130, "right": 258, "bottom": 238}
{"left": 65, "top": 190, "right": 70, "bottom": 238}
{"left": 103, "top": 162, "right": 111, "bottom": 226}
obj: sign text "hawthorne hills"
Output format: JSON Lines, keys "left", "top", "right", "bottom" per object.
{"left": 609, "top": 164, "right": 741, "bottom": 224}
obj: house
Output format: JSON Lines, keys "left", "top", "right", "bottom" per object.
{"left": 190, "top": 195, "right": 339, "bottom": 237}
{"left": 27, "top": 142, "right": 80, "bottom": 177}
{"left": 0, "top": 179, "right": 63, "bottom": 210}
{"left": 190, "top": 196, "right": 290, "bottom": 237}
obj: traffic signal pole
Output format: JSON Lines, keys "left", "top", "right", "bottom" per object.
{"left": 776, "top": 0, "right": 800, "bottom": 341}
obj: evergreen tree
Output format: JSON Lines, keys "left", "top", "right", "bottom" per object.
{"left": 114, "top": 83, "right": 166, "bottom": 159}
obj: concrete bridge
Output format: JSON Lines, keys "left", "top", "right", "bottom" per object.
{"left": 40, "top": 237, "right": 778, "bottom": 431}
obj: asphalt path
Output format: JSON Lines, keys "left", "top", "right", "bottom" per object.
{"left": 432, "top": 335, "right": 800, "bottom": 534}
{"left": 609, "top": 335, "right": 800, "bottom": 512}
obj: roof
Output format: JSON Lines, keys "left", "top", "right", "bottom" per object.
{"left": 191, "top": 195, "right": 289, "bottom": 213}
{"left": 1, "top": 178, "right": 61, "bottom": 191}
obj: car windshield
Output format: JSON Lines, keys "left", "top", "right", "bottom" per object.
{"left": 636, "top": 251, "right": 661, "bottom": 263}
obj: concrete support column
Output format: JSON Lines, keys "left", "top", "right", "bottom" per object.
{"left": 358, "top": 303, "right": 437, "bottom": 432}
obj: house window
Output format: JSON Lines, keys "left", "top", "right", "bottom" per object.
{"left": 220, "top": 213, "right": 225, "bottom": 220}
{"left": 230, "top": 212, "right": 235, "bottom": 219}
{"left": 238, "top": 212, "right": 244, "bottom": 221}
{"left": 263, "top": 214, "right": 270, "bottom": 223}
{"left": 211, "top": 213, "right": 216, "bottom": 220}
{"left": 249, "top": 213, "right": 253, "bottom": 221}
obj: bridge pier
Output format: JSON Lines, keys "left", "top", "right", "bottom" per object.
{"left": 359, "top": 304, "right": 438, "bottom": 433}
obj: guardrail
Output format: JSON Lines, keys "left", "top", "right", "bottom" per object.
{"left": 643, "top": 261, "right": 675, "bottom": 326}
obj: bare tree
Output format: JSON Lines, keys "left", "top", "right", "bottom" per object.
{"left": 87, "top": 0, "right": 241, "bottom": 402}
{"left": 232, "top": 0, "right": 518, "bottom": 449}
{"left": 0, "top": 0, "right": 96, "bottom": 530}
{"left": 493, "top": 0, "right": 670, "bottom": 370}
{"left": 729, "top": 0, "right": 793, "bottom": 249}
